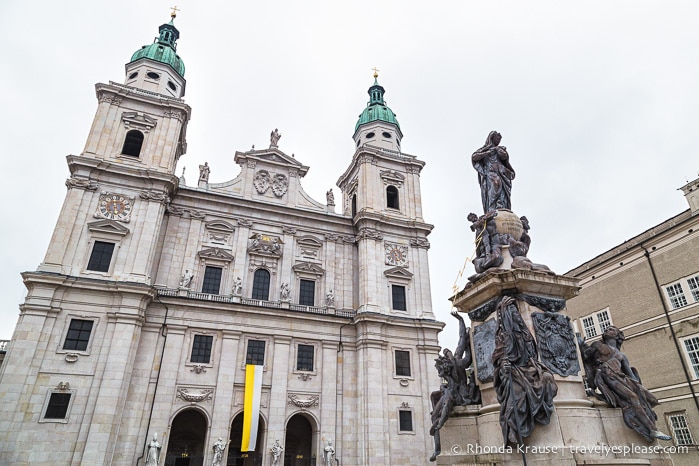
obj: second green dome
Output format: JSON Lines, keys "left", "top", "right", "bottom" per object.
{"left": 129, "top": 19, "right": 185, "bottom": 77}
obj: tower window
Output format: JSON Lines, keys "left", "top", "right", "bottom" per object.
{"left": 382, "top": 132, "right": 391, "bottom": 138}
{"left": 63, "top": 319, "right": 94, "bottom": 352}
{"left": 167, "top": 81, "right": 177, "bottom": 91}
{"left": 297, "top": 344, "right": 315, "bottom": 372}
{"left": 299, "top": 279, "right": 315, "bottom": 306}
{"left": 392, "top": 285, "right": 407, "bottom": 311}
{"left": 399, "top": 410, "right": 413, "bottom": 432}
{"left": 252, "top": 269, "right": 271, "bottom": 300}
{"left": 146, "top": 71, "right": 160, "bottom": 80}
{"left": 246, "top": 340, "right": 266, "bottom": 365}
{"left": 201, "top": 266, "right": 223, "bottom": 295}
{"left": 387, "top": 186, "right": 399, "bottom": 209}
{"left": 44, "top": 393, "right": 72, "bottom": 420}
{"left": 352, "top": 194, "right": 357, "bottom": 217}
{"left": 366, "top": 132, "right": 375, "bottom": 139}
{"left": 122, "top": 130, "right": 144, "bottom": 157}
{"left": 87, "top": 241, "right": 115, "bottom": 272}
{"left": 395, "top": 350, "right": 411, "bottom": 376}
{"left": 191, "top": 335, "right": 213, "bottom": 364}
{"left": 128, "top": 72, "right": 138, "bottom": 79}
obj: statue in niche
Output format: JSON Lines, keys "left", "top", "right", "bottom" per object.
{"left": 270, "top": 128, "right": 282, "bottom": 147}
{"left": 578, "top": 326, "right": 671, "bottom": 442}
{"left": 199, "top": 162, "right": 210, "bottom": 182}
{"left": 326, "top": 289, "right": 335, "bottom": 307}
{"left": 280, "top": 283, "right": 290, "bottom": 301}
{"left": 270, "top": 439, "right": 283, "bottom": 466}
{"left": 323, "top": 439, "right": 336, "bottom": 466}
{"left": 211, "top": 437, "right": 228, "bottom": 466}
{"left": 493, "top": 296, "right": 557, "bottom": 445}
{"left": 429, "top": 310, "right": 481, "bottom": 461}
{"left": 180, "top": 269, "right": 193, "bottom": 289}
{"left": 471, "top": 130, "right": 515, "bottom": 213}
{"left": 232, "top": 277, "right": 243, "bottom": 296}
{"left": 145, "top": 433, "right": 161, "bottom": 466}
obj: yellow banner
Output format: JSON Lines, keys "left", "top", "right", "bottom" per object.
{"left": 241, "top": 364, "right": 263, "bottom": 451}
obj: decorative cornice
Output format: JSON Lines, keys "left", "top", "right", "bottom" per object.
{"left": 121, "top": 111, "right": 157, "bottom": 133}
{"left": 176, "top": 387, "right": 213, "bottom": 403}
{"left": 98, "top": 94, "right": 122, "bottom": 105}
{"left": 65, "top": 177, "right": 98, "bottom": 191}
{"left": 167, "top": 205, "right": 206, "bottom": 219}
{"left": 380, "top": 169, "right": 406, "bottom": 186}
{"left": 288, "top": 393, "right": 319, "bottom": 408}
{"left": 357, "top": 228, "right": 383, "bottom": 241}
{"left": 282, "top": 226, "right": 297, "bottom": 235}
{"left": 164, "top": 109, "right": 185, "bottom": 122}
{"left": 292, "top": 261, "right": 325, "bottom": 276}
{"left": 139, "top": 190, "right": 170, "bottom": 205}
{"left": 198, "top": 247, "right": 234, "bottom": 262}
{"left": 409, "top": 238, "right": 430, "bottom": 249}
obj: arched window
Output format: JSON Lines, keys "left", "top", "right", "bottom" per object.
{"left": 351, "top": 194, "right": 357, "bottom": 217}
{"left": 252, "top": 269, "right": 271, "bottom": 300}
{"left": 387, "top": 186, "right": 399, "bottom": 209}
{"left": 121, "top": 130, "right": 144, "bottom": 157}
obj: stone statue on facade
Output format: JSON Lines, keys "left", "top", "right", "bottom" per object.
{"left": 429, "top": 311, "right": 481, "bottom": 461}
{"left": 326, "top": 289, "right": 335, "bottom": 307}
{"left": 270, "top": 439, "right": 283, "bottom": 466}
{"left": 471, "top": 130, "right": 515, "bottom": 214}
{"left": 145, "top": 433, "right": 161, "bottom": 466}
{"left": 280, "top": 283, "right": 290, "bottom": 301}
{"left": 270, "top": 128, "right": 281, "bottom": 148}
{"left": 577, "top": 326, "right": 671, "bottom": 442}
{"left": 180, "top": 269, "right": 193, "bottom": 289}
{"left": 326, "top": 189, "right": 335, "bottom": 206}
{"left": 232, "top": 277, "right": 243, "bottom": 296}
{"left": 323, "top": 439, "right": 336, "bottom": 466}
{"left": 199, "top": 162, "right": 210, "bottom": 182}
{"left": 211, "top": 437, "right": 228, "bottom": 466}
{"left": 493, "top": 296, "right": 557, "bottom": 445}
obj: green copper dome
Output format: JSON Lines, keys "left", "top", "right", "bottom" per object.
{"left": 355, "top": 77, "right": 400, "bottom": 131}
{"left": 129, "top": 19, "right": 185, "bottom": 77}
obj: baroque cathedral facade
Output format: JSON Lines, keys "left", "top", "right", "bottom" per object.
{"left": 0, "top": 16, "right": 442, "bottom": 466}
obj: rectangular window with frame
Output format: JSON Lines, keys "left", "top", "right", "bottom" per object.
{"left": 687, "top": 276, "right": 699, "bottom": 302}
{"left": 201, "top": 266, "right": 223, "bottom": 295}
{"left": 87, "top": 241, "right": 115, "bottom": 272}
{"left": 395, "top": 350, "right": 411, "bottom": 377}
{"left": 43, "top": 392, "right": 72, "bottom": 420}
{"left": 296, "top": 344, "right": 314, "bottom": 371}
{"left": 683, "top": 335, "right": 699, "bottom": 379}
{"left": 191, "top": 334, "right": 213, "bottom": 364}
{"left": 581, "top": 309, "right": 613, "bottom": 339}
{"left": 398, "top": 410, "right": 413, "bottom": 432}
{"left": 392, "top": 285, "right": 407, "bottom": 311}
{"left": 668, "top": 412, "right": 695, "bottom": 446}
{"left": 63, "top": 319, "right": 94, "bottom": 352}
{"left": 246, "top": 339, "right": 266, "bottom": 365}
{"left": 666, "top": 283, "right": 688, "bottom": 309}
{"left": 298, "top": 279, "right": 315, "bottom": 306}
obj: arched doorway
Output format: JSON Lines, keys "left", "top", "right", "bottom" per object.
{"left": 165, "top": 408, "right": 208, "bottom": 466}
{"left": 284, "top": 414, "right": 315, "bottom": 466}
{"left": 228, "top": 412, "right": 264, "bottom": 466}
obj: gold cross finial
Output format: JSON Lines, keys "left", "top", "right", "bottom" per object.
{"left": 170, "top": 5, "right": 180, "bottom": 18}
{"left": 372, "top": 67, "right": 379, "bottom": 78}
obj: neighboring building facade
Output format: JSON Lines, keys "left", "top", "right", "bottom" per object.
{"left": 566, "top": 177, "right": 699, "bottom": 465}
{"left": 0, "top": 16, "right": 442, "bottom": 466}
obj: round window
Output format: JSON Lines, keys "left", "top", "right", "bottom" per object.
{"left": 146, "top": 71, "right": 160, "bottom": 80}
{"left": 128, "top": 72, "right": 138, "bottom": 79}
{"left": 167, "top": 81, "right": 177, "bottom": 91}
{"left": 366, "top": 132, "right": 375, "bottom": 139}
{"left": 382, "top": 132, "right": 391, "bottom": 138}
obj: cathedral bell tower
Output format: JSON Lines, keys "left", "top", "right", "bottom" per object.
{"left": 38, "top": 13, "right": 191, "bottom": 283}
{"left": 337, "top": 73, "right": 434, "bottom": 317}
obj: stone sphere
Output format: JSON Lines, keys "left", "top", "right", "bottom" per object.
{"left": 492, "top": 209, "right": 523, "bottom": 239}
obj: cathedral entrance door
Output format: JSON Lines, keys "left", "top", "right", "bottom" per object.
{"left": 227, "top": 412, "right": 264, "bottom": 466}
{"left": 283, "top": 414, "right": 315, "bottom": 466}
{"left": 164, "top": 408, "right": 208, "bottom": 466}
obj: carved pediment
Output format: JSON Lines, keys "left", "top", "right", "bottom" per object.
{"left": 121, "top": 111, "right": 157, "bottom": 132}
{"left": 380, "top": 169, "right": 406, "bottom": 186}
{"left": 292, "top": 261, "right": 325, "bottom": 276}
{"left": 206, "top": 221, "right": 235, "bottom": 245}
{"left": 87, "top": 220, "right": 130, "bottom": 237}
{"left": 384, "top": 266, "right": 414, "bottom": 280}
{"left": 198, "top": 247, "right": 234, "bottom": 262}
{"left": 297, "top": 235, "right": 322, "bottom": 259}
{"left": 234, "top": 149, "right": 309, "bottom": 177}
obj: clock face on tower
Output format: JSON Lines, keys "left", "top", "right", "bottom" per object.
{"left": 95, "top": 192, "right": 134, "bottom": 222}
{"left": 385, "top": 242, "right": 408, "bottom": 267}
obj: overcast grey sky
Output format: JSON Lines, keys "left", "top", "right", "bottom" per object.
{"left": 1, "top": 1, "right": 696, "bottom": 350}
